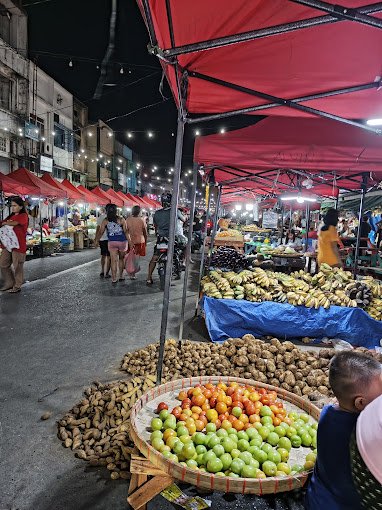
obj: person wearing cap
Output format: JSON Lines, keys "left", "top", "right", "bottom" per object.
{"left": 146, "top": 192, "right": 184, "bottom": 285}
{"left": 350, "top": 393, "right": 382, "bottom": 509}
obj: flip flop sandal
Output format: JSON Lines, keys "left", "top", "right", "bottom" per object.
{"left": 146, "top": 279, "right": 154, "bottom": 286}
{"left": 8, "top": 287, "right": 21, "bottom": 293}
{"left": 104, "top": 274, "right": 111, "bottom": 279}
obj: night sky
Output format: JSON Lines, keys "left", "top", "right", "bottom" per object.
{"left": 23, "top": 0, "right": 257, "bottom": 177}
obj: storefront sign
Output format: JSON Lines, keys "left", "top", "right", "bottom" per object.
{"left": 262, "top": 210, "right": 278, "bottom": 229}
{"left": 24, "top": 121, "right": 40, "bottom": 141}
{"left": 40, "top": 155, "right": 53, "bottom": 173}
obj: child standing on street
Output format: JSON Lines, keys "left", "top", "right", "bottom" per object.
{"left": 305, "top": 351, "right": 382, "bottom": 510}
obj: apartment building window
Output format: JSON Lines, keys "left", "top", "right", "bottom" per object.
{"left": 29, "top": 114, "right": 45, "bottom": 138}
{"left": 54, "top": 126, "right": 65, "bottom": 149}
{"left": 72, "top": 172, "right": 81, "bottom": 183}
{"left": 0, "top": 136, "right": 7, "bottom": 152}
{"left": 0, "top": 75, "right": 11, "bottom": 111}
{"left": 53, "top": 167, "right": 65, "bottom": 179}
{"left": 54, "top": 113, "right": 59, "bottom": 123}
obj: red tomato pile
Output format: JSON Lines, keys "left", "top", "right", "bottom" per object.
{"left": 163, "top": 382, "right": 290, "bottom": 434}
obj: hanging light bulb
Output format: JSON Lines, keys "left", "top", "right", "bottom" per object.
{"left": 148, "top": 131, "right": 154, "bottom": 138}
{"left": 220, "top": 128, "right": 226, "bottom": 134}
{"left": 127, "top": 132, "right": 133, "bottom": 138}
{"left": 69, "top": 59, "right": 73, "bottom": 68}
{"left": 195, "top": 129, "right": 200, "bottom": 136}
{"left": 120, "top": 66, "right": 124, "bottom": 74}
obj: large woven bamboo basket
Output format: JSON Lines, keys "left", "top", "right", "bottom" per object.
{"left": 130, "top": 376, "right": 321, "bottom": 495}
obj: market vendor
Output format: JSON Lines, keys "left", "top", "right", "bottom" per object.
{"left": 217, "top": 214, "right": 231, "bottom": 231}
{"left": 0, "top": 196, "right": 29, "bottom": 293}
{"left": 318, "top": 208, "right": 342, "bottom": 267}
{"left": 283, "top": 230, "right": 303, "bottom": 251}
{"left": 41, "top": 218, "right": 50, "bottom": 236}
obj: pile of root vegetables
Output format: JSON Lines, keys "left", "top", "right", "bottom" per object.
{"left": 57, "top": 376, "right": 156, "bottom": 479}
{"left": 59, "top": 336, "right": 382, "bottom": 479}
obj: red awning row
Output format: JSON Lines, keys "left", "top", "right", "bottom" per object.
{"left": 0, "top": 167, "right": 158, "bottom": 208}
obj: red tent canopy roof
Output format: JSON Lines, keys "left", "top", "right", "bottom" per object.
{"left": 91, "top": 186, "right": 113, "bottom": 205}
{"left": 60, "top": 179, "right": 86, "bottom": 200}
{"left": 40, "top": 173, "right": 69, "bottom": 198}
{"left": 9, "top": 168, "right": 66, "bottom": 197}
{"left": 116, "top": 191, "right": 136, "bottom": 208}
{"left": 104, "top": 188, "right": 124, "bottom": 207}
{"left": 76, "top": 185, "right": 103, "bottom": 204}
{"left": 126, "top": 193, "right": 148, "bottom": 208}
{"left": 138, "top": 0, "right": 382, "bottom": 120}
{"left": 195, "top": 117, "right": 382, "bottom": 174}
{"left": 0, "top": 172, "right": 38, "bottom": 195}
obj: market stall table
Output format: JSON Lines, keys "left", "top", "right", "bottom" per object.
{"left": 206, "top": 236, "right": 244, "bottom": 252}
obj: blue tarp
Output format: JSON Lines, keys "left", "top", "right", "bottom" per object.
{"left": 202, "top": 297, "right": 382, "bottom": 349}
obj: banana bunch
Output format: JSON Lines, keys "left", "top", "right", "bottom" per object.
{"left": 276, "top": 274, "right": 297, "bottom": 289}
{"left": 286, "top": 290, "right": 308, "bottom": 306}
{"left": 329, "top": 289, "right": 357, "bottom": 307}
{"left": 271, "top": 289, "right": 288, "bottom": 303}
{"left": 366, "top": 297, "right": 382, "bottom": 320}
{"left": 234, "top": 285, "right": 245, "bottom": 300}
{"left": 320, "top": 279, "right": 344, "bottom": 292}
{"left": 252, "top": 268, "right": 271, "bottom": 288}
{"left": 292, "top": 269, "right": 313, "bottom": 284}
{"left": 311, "top": 271, "right": 327, "bottom": 287}
{"left": 238, "top": 270, "right": 255, "bottom": 284}
{"left": 225, "top": 273, "right": 243, "bottom": 286}
{"left": 344, "top": 281, "right": 372, "bottom": 308}
{"left": 304, "top": 290, "right": 331, "bottom": 309}
{"left": 201, "top": 282, "right": 222, "bottom": 299}
{"left": 360, "top": 276, "right": 382, "bottom": 298}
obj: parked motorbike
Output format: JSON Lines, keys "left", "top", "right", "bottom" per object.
{"left": 157, "top": 236, "right": 183, "bottom": 290}
{"left": 191, "top": 231, "right": 203, "bottom": 253}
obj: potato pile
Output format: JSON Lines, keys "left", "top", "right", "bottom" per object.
{"left": 57, "top": 375, "right": 156, "bottom": 479}
{"left": 120, "top": 337, "right": 382, "bottom": 401}
{"left": 121, "top": 336, "right": 332, "bottom": 398}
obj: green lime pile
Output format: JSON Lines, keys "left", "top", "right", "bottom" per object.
{"left": 149, "top": 409, "right": 318, "bottom": 479}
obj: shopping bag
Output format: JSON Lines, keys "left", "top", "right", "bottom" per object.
{"left": 0, "top": 225, "right": 19, "bottom": 252}
{"left": 125, "top": 249, "right": 141, "bottom": 275}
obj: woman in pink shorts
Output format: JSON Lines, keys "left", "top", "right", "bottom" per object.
{"left": 95, "top": 204, "right": 130, "bottom": 283}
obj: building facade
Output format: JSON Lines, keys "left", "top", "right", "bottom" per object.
{"left": 72, "top": 98, "right": 88, "bottom": 185}
{"left": 0, "top": 0, "right": 29, "bottom": 174}
{"left": 86, "top": 120, "right": 114, "bottom": 188}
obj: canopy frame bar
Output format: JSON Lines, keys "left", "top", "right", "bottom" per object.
{"left": 291, "top": 0, "right": 382, "bottom": 29}
{"left": 187, "top": 71, "right": 382, "bottom": 135}
{"left": 154, "top": 2, "right": 382, "bottom": 57}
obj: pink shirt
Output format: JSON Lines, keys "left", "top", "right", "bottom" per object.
{"left": 356, "top": 394, "right": 382, "bottom": 484}
{"left": 126, "top": 216, "right": 147, "bottom": 245}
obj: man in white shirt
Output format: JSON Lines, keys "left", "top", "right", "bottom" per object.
{"left": 96, "top": 206, "right": 111, "bottom": 278}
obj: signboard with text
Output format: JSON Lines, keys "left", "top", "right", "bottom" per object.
{"left": 262, "top": 210, "right": 278, "bottom": 229}
{"left": 40, "top": 155, "right": 53, "bottom": 173}
{"left": 24, "top": 121, "right": 40, "bottom": 141}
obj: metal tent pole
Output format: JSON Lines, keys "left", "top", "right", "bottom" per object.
{"left": 178, "top": 163, "right": 198, "bottom": 343}
{"left": 39, "top": 198, "right": 44, "bottom": 258}
{"left": 305, "top": 202, "right": 311, "bottom": 250}
{"left": 335, "top": 194, "right": 339, "bottom": 210}
{"left": 156, "top": 115, "right": 185, "bottom": 385}
{"left": 208, "top": 185, "right": 222, "bottom": 258}
{"left": 195, "top": 181, "right": 213, "bottom": 315}
{"left": 353, "top": 173, "right": 368, "bottom": 276}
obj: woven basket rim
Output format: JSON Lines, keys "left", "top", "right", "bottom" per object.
{"left": 130, "top": 376, "right": 320, "bottom": 495}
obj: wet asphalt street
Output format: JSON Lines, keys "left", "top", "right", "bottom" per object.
{"left": 0, "top": 244, "right": 305, "bottom": 510}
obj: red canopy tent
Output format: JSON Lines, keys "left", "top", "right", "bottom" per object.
{"left": 0, "top": 172, "right": 38, "bottom": 195}
{"left": 104, "top": 188, "right": 125, "bottom": 207}
{"left": 125, "top": 193, "right": 147, "bottom": 208}
{"left": 140, "top": 196, "right": 157, "bottom": 209}
{"left": 116, "top": 191, "right": 136, "bottom": 208}
{"left": 194, "top": 117, "right": 382, "bottom": 199}
{"left": 76, "top": 185, "right": 105, "bottom": 205}
{"left": 10, "top": 168, "right": 65, "bottom": 197}
{"left": 40, "top": 173, "right": 69, "bottom": 198}
{"left": 143, "top": 196, "right": 161, "bottom": 209}
{"left": 138, "top": 1, "right": 382, "bottom": 127}
{"left": 59, "top": 179, "right": 86, "bottom": 201}
{"left": 91, "top": 186, "right": 113, "bottom": 205}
